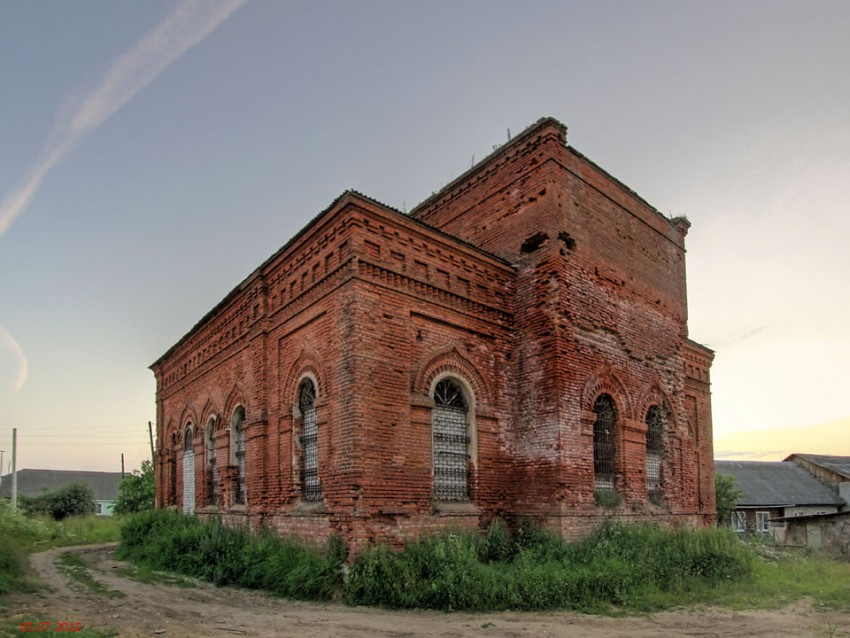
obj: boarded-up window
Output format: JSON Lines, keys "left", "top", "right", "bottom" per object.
{"left": 207, "top": 419, "right": 217, "bottom": 506}
{"left": 182, "top": 425, "right": 195, "bottom": 514}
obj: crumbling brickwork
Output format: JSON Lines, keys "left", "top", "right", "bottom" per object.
{"left": 151, "top": 117, "right": 716, "bottom": 551}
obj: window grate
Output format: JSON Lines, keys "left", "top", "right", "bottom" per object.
{"left": 299, "top": 380, "right": 322, "bottom": 502}
{"left": 233, "top": 408, "right": 246, "bottom": 505}
{"left": 646, "top": 405, "right": 664, "bottom": 492}
{"left": 593, "top": 394, "right": 616, "bottom": 491}
{"left": 433, "top": 379, "right": 469, "bottom": 502}
{"left": 207, "top": 426, "right": 217, "bottom": 507}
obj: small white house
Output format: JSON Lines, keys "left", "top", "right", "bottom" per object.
{"left": 0, "top": 469, "right": 124, "bottom": 515}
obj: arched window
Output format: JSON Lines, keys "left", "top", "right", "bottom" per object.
{"left": 645, "top": 405, "right": 664, "bottom": 494}
{"left": 182, "top": 424, "right": 195, "bottom": 514}
{"left": 232, "top": 407, "right": 246, "bottom": 505}
{"left": 593, "top": 394, "right": 617, "bottom": 491}
{"left": 206, "top": 418, "right": 217, "bottom": 506}
{"left": 299, "top": 379, "right": 322, "bottom": 502}
{"left": 432, "top": 378, "right": 470, "bottom": 502}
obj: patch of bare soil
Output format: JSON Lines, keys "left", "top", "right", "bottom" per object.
{"left": 5, "top": 544, "right": 848, "bottom": 638}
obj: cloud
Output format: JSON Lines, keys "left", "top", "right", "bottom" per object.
{"left": 0, "top": 323, "right": 28, "bottom": 391}
{"left": 0, "top": 0, "right": 248, "bottom": 238}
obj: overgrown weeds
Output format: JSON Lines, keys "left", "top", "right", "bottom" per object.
{"left": 116, "top": 511, "right": 850, "bottom": 614}
{"left": 346, "top": 520, "right": 753, "bottom": 611}
{"left": 117, "top": 509, "right": 344, "bottom": 600}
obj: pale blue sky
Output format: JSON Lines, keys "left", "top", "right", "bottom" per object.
{"left": 1, "top": 0, "right": 848, "bottom": 472}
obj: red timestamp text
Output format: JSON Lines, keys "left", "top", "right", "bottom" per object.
{"left": 18, "top": 621, "right": 84, "bottom": 633}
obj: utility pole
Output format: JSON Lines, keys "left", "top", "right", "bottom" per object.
{"left": 11, "top": 428, "right": 17, "bottom": 510}
{"left": 121, "top": 453, "right": 125, "bottom": 478}
{"left": 0, "top": 450, "right": 4, "bottom": 488}
{"left": 148, "top": 421, "right": 155, "bottom": 461}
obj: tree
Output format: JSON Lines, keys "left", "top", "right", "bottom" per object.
{"left": 48, "top": 483, "right": 96, "bottom": 520}
{"left": 113, "top": 460, "right": 155, "bottom": 515}
{"left": 715, "top": 473, "right": 741, "bottom": 527}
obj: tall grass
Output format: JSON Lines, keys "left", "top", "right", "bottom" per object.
{"left": 117, "top": 509, "right": 344, "bottom": 600}
{"left": 0, "top": 499, "right": 124, "bottom": 596}
{"left": 346, "top": 521, "right": 754, "bottom": 611}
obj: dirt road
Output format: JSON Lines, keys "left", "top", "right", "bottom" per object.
{"left": 5, "top": 544, "right": 847, "bottom": 638}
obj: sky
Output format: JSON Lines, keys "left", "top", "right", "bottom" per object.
{"left": 1, "top": 0, "right": 848, "bottom": 474}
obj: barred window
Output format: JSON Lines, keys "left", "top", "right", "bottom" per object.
{"left": 646, "top": 405, "right": 664, "bottom": 493}
{"left": 182, "top": 425, "right": 195, "bottom": 514}
{"left": 232, "top": 407, "right": 246, "bottom": 505}
{"left": 433, "top": 378, "right": 470, "bottom": 502}
{"left": 207, "top": 418, "right": 217, "bottom": 506}
{"left": 299, "top": 379, "right": 322, "bottom": 502}
{"left": 593, "top": 394, "right": 617, "bottom": 491}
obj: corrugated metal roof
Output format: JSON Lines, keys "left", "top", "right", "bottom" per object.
{"left": 715, "top": 460, "right": 845, "bottom": 507}
{"left": 785, "top": 454, "right": 850, "bottom": 480}
{"left": 0, "top": 469, "right": 123, "bottom": 501}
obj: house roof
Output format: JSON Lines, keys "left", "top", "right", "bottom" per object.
{"left": 0, "top": 469, "right": 123, "bottom": 501}
{"left": 783, "top": 454, "right": 850, "bottom": 480}
{"left": 715, "top": 460, "right": 845, "bottom": 508}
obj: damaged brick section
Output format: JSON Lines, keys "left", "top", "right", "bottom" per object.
{"left": 150, "top": 116, "right": 715, "bottom": 553}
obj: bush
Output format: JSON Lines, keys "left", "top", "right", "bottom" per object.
{"left": 715, "top": 474, "right": 742, "bottom": 526}
{"left": 113, "top": 461, "right": 155, "bottom": 515}
{"left": 49, "top": 483, "right": 97, "bottom": 520}
{"left": 20, "top": 483, "right": 97, "bottom": 521}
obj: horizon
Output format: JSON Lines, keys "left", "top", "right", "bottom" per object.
{"left": 2, "top": 1, "right": 849, "bottom": 473}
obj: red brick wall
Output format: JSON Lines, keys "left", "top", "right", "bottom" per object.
{"left": 152, "top": 118, "right": 716, "bottom": 550}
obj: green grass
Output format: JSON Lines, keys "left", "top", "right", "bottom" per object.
{"left": 117, "top": 563, "right": 196, "bottom": 588}
{"left": 346, "top": 521, "right": 755, "bottom": 612}
{"left": 0, "top": 498, "right": 125, "bottom": 598}
{"left": 692, "top": 550, "right": 850, "bottom": 611}
{"left": 118, "top": 508, "right": 345, "bottom": 600}
{"left": 115, "top": 510, "right": 850, "bottom": 614}
{"left": 55, "top": 552, "right": 125, "bottom": 599}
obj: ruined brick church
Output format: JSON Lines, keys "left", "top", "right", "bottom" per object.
{"left": 152, "top": 117, "right": 716, "bottom": 550}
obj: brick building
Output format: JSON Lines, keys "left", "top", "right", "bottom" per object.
{"left": 151, "top": 117, "right": 716, "bottom": 550}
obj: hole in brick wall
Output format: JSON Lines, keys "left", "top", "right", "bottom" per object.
{"left": 558, "top": 231, "right": 576, "bottom": 250}
{"left": 520, "top": 232, "right": 549, "bottom": 254}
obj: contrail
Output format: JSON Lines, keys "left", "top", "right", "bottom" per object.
{"left": 0, "top": 0, "right": 248, "bottom": 238}
{"left": 0, "top": 323, "right": 28, "bottom": 391}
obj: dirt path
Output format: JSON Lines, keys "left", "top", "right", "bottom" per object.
{"left": 5, "top": 544, "right": 848, "bottom": 638}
